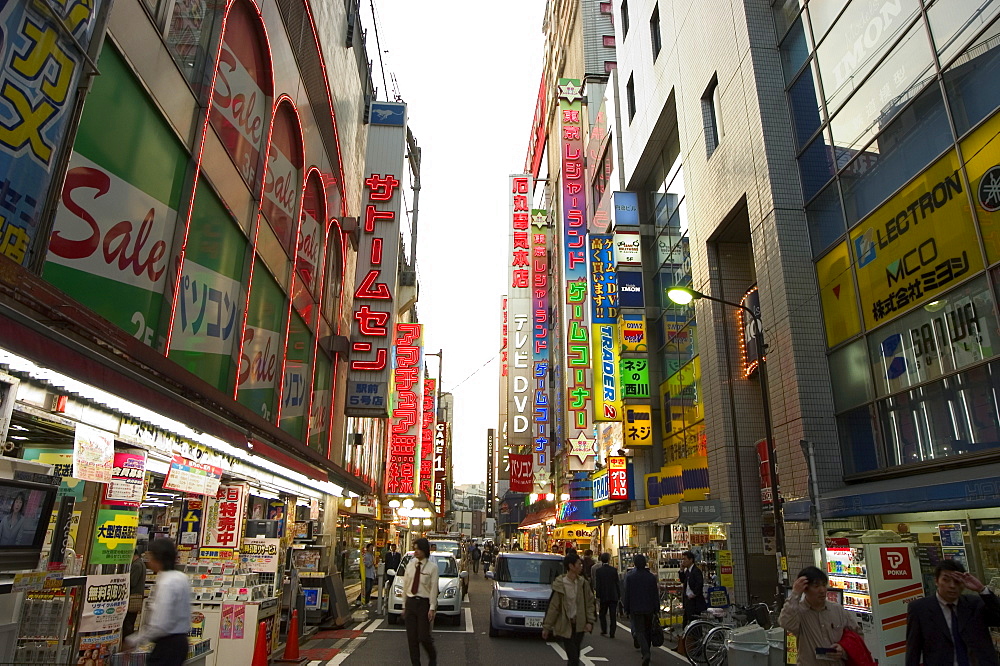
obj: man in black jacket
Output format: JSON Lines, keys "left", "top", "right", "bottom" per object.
{"left": 593, "top": 553, "right": 621, "bottom": 637}
{"left": 679, "top": 550, "right": 707, "bottom": 626}
{"left": 384, "top": 543, "right": 402, "bottom": 597}
{"left": 623, "top": 553, "right": 659, "bottom": 666}
{"left": 906, "top": 559, "right": 1000, "bottom": 666}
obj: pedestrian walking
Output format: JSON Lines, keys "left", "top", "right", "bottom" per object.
{"left": 123, "top": 538, "right": 191, "bottom": 666}
{"left": 470, "top": 542, "right": 481, "bottom": 574}
{"left": 779, "top": 566, "right": 861, "bottom": 666}
{"left": 384, "top": 543, "right": 402, "bottom": 595}
{"left": 482, "top": 543, "right": 495, "bottom": 577}
{"left": 122, "top": 547, "right": 147, "bottom": 640}
{"left": 402, "top": 538, "right": 438, "bottom": 666}
{"left": 679, "top": 550, "right": 707, "bottom": 626}
{"left": 906, "top": 559, "right": 1000, "bottom": 666}
{"left": 542, "top": 551, "right": 597, "bottom": 666}
{"left": 623, "top": 553, "right": 659, "bottom": 666}
{"left": 594, "top": 552, "right": 621, "bottom": 638}
{"left": 582, "top": 549, "right": 596, "bottom": 582}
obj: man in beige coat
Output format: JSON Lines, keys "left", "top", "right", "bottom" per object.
{"left": 543, "top": 551, "right": 598, "bottom": 666}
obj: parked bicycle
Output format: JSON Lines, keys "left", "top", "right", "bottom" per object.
{"left": 681, "top": 602, "right": 774, "bottom": 666}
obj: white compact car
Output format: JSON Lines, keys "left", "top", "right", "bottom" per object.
{"left": 386, "top": 551, "right": 466, "bottom": 625}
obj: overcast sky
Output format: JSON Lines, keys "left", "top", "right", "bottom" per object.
{"left": 362, "top": 2, "right": 547, "bottom": 485}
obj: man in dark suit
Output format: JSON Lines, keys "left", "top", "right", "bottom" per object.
{"left": 679, "top": 551, "right": 707, "bottom": 626}
{"left": 906, "top": 559, "right": 1000, "bottom": 666}
{"left": 593, "top": 553, "right": 621, "bottom": 637}
{"left": 384, "top": 543, "right": 402, "bottom": 594}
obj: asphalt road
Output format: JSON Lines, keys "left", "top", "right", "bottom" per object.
{"left": 320, "top": 570, "right": 688, "bottom": 666}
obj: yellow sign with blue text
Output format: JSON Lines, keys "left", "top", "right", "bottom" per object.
{"left": 816, "top": 241, "right": 862, "bottom": 347}
{"left": 591, "top": 323, "right": 623, "bottom": 421}
{"left": 850, "top": 148, "right": 983, "bottom": 330}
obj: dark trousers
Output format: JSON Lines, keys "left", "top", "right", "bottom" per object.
{"left": 404, "top": 596, "right": 437, "bottom": 666}
{"left": 630, "top": 612, "right": 654, "bottom": 660}
{"left": 598, "top": 599, "right": 617, "bottom": 636}
{"left": 148, "top": 633, "right": 188, "bottom": 666}
{"left": 682, "top": 598, "right": 706, "bottom": 626}
{"left": 561, "top": 628, "right": 585, "bottom": 666}
{"left": 364, "top": 576, "right": 375, "bottom": 603}
{"left": 122, "top": 611, "right": 139, "bottom": 640}
{"left": 472, "top": 558, "right": 480, "bottom": 573}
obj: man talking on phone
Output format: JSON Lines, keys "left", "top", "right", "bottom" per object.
{"left": 779, "top": 566, "right": 860, "bottom": 664}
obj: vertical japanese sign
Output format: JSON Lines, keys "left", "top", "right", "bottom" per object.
{"left": 0, "top": 0, "right": 108, "bottom": 267}
{"left": 530, "top": 210, "right": 551, "bottom": 492}
{"left": 559, "top": 78, "right": 595, "bottom": 472}
{"left": 433, "top": 422, "right": 448, "bottom": 515}
{"left": 499, "top": 296, "right": 509, "bottom": 480}
{"left": 73, "top": 424, "right": 113, "bottom": 484}
{"left": 509, "top": 453, "right": 534, "bottom": 493}
{"left": 346, "top": 102, "right": 407, "bottom": 416}
{"left": 486, "top": 429, "right": 495, "bottom": 519}
{"left": 621, "top": 358, "right": 650, "bottom": 398}
{"left": 590, "top": 234, "right": 621, "bottom": 422}
{"left": 608, "top": 456, "right": 629, "bottom": 501}
{"left": 80, "top": 573, "right": 129, "bottom": 632}
{"left": 91, "top": 509, "right": 139, "bottom": 564}
{"left": 386, "top": 323, "right": 423, "bottom": 495}
{"left": 508, "top": 175, "right": 534, "bottom": 486}
{"left": 203, "top": 483, "right": 248, "bottom": 549}
{"left": 180, "top": 498, "right": 203, "bottom": 547}
{"left": 208, "top": 0, "right": 272, "bottom": 187}
{"left": 623, "top": 405, "right": 653, "bottom": 447}
{"left": 421, "top": 378, "right": 437, "bottom": 501}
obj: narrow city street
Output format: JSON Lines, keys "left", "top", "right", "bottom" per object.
{"left": 300, "top": 573, "right": 686, "bottom": 666}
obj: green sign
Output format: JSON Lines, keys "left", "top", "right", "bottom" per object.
{"left": 620, "top": 358, "right": 650, "bottom": 399}
{"left": 91, "top": 509, "right": 138, "bottom": 565}
{"left": 237, "top": 260, "right": 286, "bottom": 421}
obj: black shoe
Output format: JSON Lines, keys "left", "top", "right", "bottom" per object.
{"left": 600, "top": 631, "right": 606, "bottom": 635}
{"left": 642, "top": 660, "right": 650, "bottom": 666}
{"left": 609, "top": 633, "right": 615, "bottom": 638}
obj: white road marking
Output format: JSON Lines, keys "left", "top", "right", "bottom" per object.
{"left": 464, "top": 607, "right": 474, "bottom": 633}
{"left": 615, "top": 620, "right": 686, "bottom": 659}
{"left": 364, "top": 618, "right": 383, "bottom": 633}
{"left": 547, "top": 643, "right": 608, "bottom": 664}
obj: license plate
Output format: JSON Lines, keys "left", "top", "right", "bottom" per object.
{"left": 525, "top": 617, "right": 543, "bottom": 628}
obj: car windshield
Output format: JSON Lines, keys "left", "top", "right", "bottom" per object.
{"left": 495, "top": 556, "right": 563, "bottom": 584}
{"left": 398, "top": 553, "right": 458, "bottom": 577}
{"left": 430, "top": 542, "right": 461, "bottom": 558}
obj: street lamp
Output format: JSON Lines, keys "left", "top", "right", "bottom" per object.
{"left": 666, "top": 285, "right": 787, "bottom": 602}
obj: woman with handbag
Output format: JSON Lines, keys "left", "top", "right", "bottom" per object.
{"left": 543, "top": 551, "right": 598, "bottom": 666}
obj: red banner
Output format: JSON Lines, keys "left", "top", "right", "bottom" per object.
{"left": 509, "top": 454, "right": 533, "bottom": 493}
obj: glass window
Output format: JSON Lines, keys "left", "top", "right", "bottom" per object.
{"left": 780, "top": 18, "right": 811, "bottom": 84}
{"left": 942, "top": 18, "right": 1000, "bottom": 136}
{"left": 828, "top": 21, "right": 935, "bottom": 156}
{"left": 838, "top": 406, "right": 880, "bottom": 475}
{"left": 773, "top": 0, "right": 805, "bottom": 40}
{"left": 788, "top": 65, "right": 824, "bottom": 148}
{"left": 868, "top": 276, "right": 998, "bottom": 397}
{"left": 806, "top": 0, "right": 850, "bottom": 45}
{"left": 880, "top": 362, "right": 1000, "bottom": 467}
{"left": 798, "top": 130, "right": 836, "bottom": 200}
{"left": 815, "top": 0, "right": 921, "bottom": 116}
{"left": 164, "top": 0, "right": 225, "bottom": 95}
{"left": 806, "top": 181, "right": 846, "bottom": 256}
{"left": 830, "top": 339, "right": 875, "bottom": 412}
{"left": 840, "top": 84, "right": 952, "bottom": 228}
{"left": 927, "top": 0, "right": 1000, "bottom": 67}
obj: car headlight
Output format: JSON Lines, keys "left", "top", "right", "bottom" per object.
{"left": 442, "top": 586, "right": 458, "bottom": 599}
{"left": 393, "top": 582, "right": 404, "bottom": 594}
{"left": 498, "top": 596, "right": 511, "bottom": 609}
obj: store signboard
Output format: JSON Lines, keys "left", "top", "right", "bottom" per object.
{"left": 509, "top": 453, "right": 533, "bottom": 493}
{"left": 22, "top": 448, "right": 84, "bottom": 500}
{"left": 620, "top": 358, "right": 650, "bottom": 399}
{"left": 617, "top": 271, "right": 645, "bottom": 308}
{"left": 816, "top": 241, "right": 863, "bottom": 347}
{"left": 559, "top": 78, "right": 595, "bottom": 473}
{"left": 962, "top": 109, "right": 1000, "bottom": 263}
{"left": 0, "top": 0, "right": 108, "bottom": 267}
{"left": 614, "top": 230, "right": 642, "bottom": 267}
{"left": 80, "top": 573, "right": 129, "bottom": 632}
{"left": 163, "top": 455, "right": 223, "bottom": 497}
{"left": 91, "top": 509, "right": 139, "bottom": 565}
{"left": 646, "top": 464, "right": 682, "bottom": 506}
{"left": 237, "top": 264, "right": 285, "bottom": 420}
{"left": 345, "top": 101, "right": 407, "bottom": 416}
{"left": 590, "top": 235, "right": 618, "bottom": 324}
{"left": 102, "top": 450, "right": 146, "bottom": 508}
{"left": 240, "top": 537, "right": 281, "bottom": 573}
{"left": 433, "top": 422, "right": 448, "bottom": 515}
{"left": 73, "top": 424, "right": 114, "bottom": 484}
{"left": 591, "top": 233, "right": 622, "bottom": 422}
{"left": 608, "top": 457, "right": 629, "bottom": 502}
{"left": 209, "top": 0, "right": 272, "bottom": 187}
{"left": 868, "top": 276, "right": 996, "bottom": 397}
{"left": 619, "top": 313, "right": 647, "bottom": 352}
{"left": 386, "top": 323, "right": 423, "bottom": 495}
{"left": 261, "top": 102, "right": 303, "bottom": 253}
{"left": 530, "top": 210, "right": 551, "bottom": 485}
{"left": 279, "top": 311, "right": 313, "bottom": 438}
{"left": 679, "top": 500, "right": 723, "bottom": 522}
{"left": 203, "top": 483, "right": 248, "bottom": 548}
{"left": 181, "top": 498, "right": 203, "bottom": 546}
{"left": 718, "top": 550, "right": 735, "bottom": 591}
{"left": 508, "top": 176, "right": 534, "bottom": 481}
{"left": 851, "top": 148, "right": 983, "bottom": 329}
{"left": 623, "top": 405, "right": 653, "bottom": 447}
{"left": 421, "top": 378, "right": 436, "bottom": 501}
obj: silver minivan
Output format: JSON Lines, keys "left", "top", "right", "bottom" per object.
{"left": 486, "top": 552, "right": 564, "bottom": 637}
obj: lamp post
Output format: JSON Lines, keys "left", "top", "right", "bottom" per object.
{"left": 666, "top": 286, "right": 787, "bottom": 603}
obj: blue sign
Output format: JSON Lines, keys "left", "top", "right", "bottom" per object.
{"left": 370, "top": 102, "right": 406, "bottom": 126}
{"left": 346, "top": 380, "right": 388, "bottom": 410}
{"left": 618, "top": 271, "right": 645, "bottom": 308}
{"left": 612, "top": 192, "right": 640, "bottom": 227}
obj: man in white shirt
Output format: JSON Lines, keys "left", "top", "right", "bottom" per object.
{"left": 401, "top": 537, "right": 438, "bottom": 666}
{"left": 124, "top": 538, "right": 191, "bottom": 666}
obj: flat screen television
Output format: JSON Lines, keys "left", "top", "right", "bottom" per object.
{"left": 0, "top": 477, "right": 58, "bottom": 571}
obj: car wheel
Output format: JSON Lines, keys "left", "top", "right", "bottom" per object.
{"left": 387, "top": 612, "right": 400, "bottom": 625}
{"left": 451, "top": 613, "right": 462, "bottom": 626}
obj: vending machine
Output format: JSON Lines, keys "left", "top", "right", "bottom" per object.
{"left": 825, "top": 541, "right": 924, "bottom": 664}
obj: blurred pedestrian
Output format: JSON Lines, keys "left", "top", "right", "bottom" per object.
{"left": 623, "top": 553, "right": 659, "bottom": 666}
{"left": 594, "top": 552, "right": 621, "bottom": 638}
{"left": 402, "top": 538, "right": 438, "bottom": 666}
{"left": 543, "top": 551, "right": 597, "bottom": 666}
{"left": 582, "top": 549, "right": 596, "bottom": 581}
{"left": 362, "top": 543, "right": 376, "bottom": 604}
{"left": 122, "top": 547, "right": 147, "bottom": 639}
{"left": 123, "top": 538, "right": 191, "bottom": 666}
{"left": 470, "top": 542, "right": 481, "bottom": 573}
